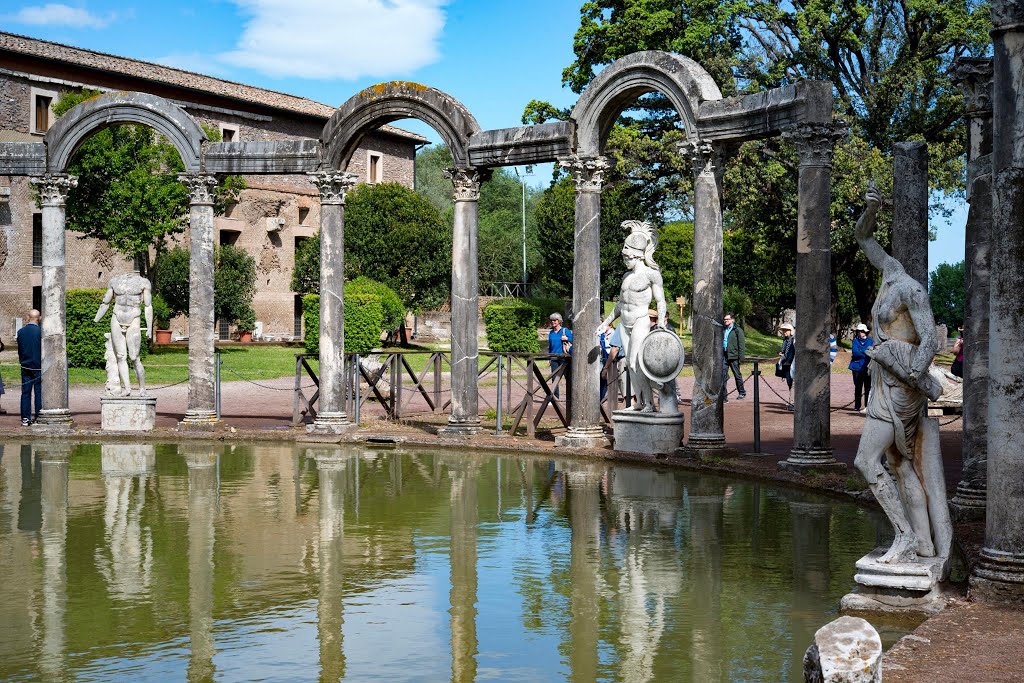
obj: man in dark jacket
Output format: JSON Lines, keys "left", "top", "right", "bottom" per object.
{"left": 17, "top": 309, "right": 42, "bottom": 426}
{"left": 721, "top": 312, "right": 746, "bottom": 401}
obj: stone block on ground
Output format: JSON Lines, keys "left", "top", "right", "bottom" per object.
{"left": 803, "top": 615, "right": 882, "bottom": 683}
{"left": 100, "top": 395, "right": 157, "bottom": 431}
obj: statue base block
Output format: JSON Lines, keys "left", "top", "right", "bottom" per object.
{"left": 612, "top": 409, "right": 685, "bottom": 455}
{"left": 101, "top": 395, "right": 157, "bottom": 432}
{"left": 840, "top": 547, "right": 951, "bottom": 614}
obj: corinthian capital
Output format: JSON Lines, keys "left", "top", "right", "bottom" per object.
{"left": 178, "top": 174, "right": 218, "bottom": 205}
{"left": 307, "top": 171, "right": 358, "bottom": 205}
{"left": 678, "top": 139, "right": 720, "bottom": 175}
{"left": 443, "top": 167, "right": 489, "bottom": 202}
{"left": 31, "top": 174, "right": 77, "bottom": 206}
{"left": 783, "top": 122, "right": 848, "bottom": 169}
{"left": 951, "top": 58, "right": 993, "bottom": 118}
{"left": 558, "top": 155, "right": 611, "bottom": 193}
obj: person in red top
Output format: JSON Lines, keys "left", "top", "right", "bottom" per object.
{"left": 950, "top": 329, "right": 964, "bottom": 378}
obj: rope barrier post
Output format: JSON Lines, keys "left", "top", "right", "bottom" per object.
{"left": 293, "top": 354, "right": 302, "bottom": 425}
{"left": 496, "top": 353, "right": 503, "bottom": 436}
{"left": 215, "top": 351, "right": 222, "bottom": 420}
{"left": 354, "top": 353, "right": 361, "bottom": 426}
{"left": 753, "top": 360, "right": 761, "bottom": 453}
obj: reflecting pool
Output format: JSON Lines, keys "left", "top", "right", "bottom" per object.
{"left": 0, "top": 442, "right": 895, "bottom": 682}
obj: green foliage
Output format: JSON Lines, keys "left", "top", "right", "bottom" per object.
{"left": 235, "top": 306, "right": 256, "bottom": 333}
{"left": 483, "top": 298, "right": 543, "bottom": 353}
{"left": 151, "top": 294, "right": 172, "bottom": 329}
{"left": 929, "top": 261, "right": 966, "bottom": 328}
{"left": 153, "top": 246, "right": 191, "bottom": 318}
{"left": 290, "top": 236, "right": 320, "bottom": 295}
{"left": 66, "top": 289, "right": 147, "bottom": 368}
{"left": 303, "top": 294, "right": 320, "bottom": 355}
{"left": 301, "top": 292, "right": 387, "bottom": 356}
{"left": 347, "top": 277, "right": 404, "bottom": 332}
{"left": 214, "top": 245, "right": 257, "bottom": 326}
{"left": 723, "top": 285, "right": 752, "bottom": 325}
{"left": 656, "top": 221, "right": 693, "bottom": 303}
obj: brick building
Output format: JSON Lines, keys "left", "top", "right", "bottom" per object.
{"left": 0, "top": 31, "right": 427, "bottom": 342}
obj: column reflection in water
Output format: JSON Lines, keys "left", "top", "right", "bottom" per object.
{"left": 38, "top": 444, "right": 71, "bottom": 680}
{"left": 447, "top": 456, "right": 479, "bottom": 683}
{"left": 97, "top": 445, "right": 155, "bottom": 601}
{"left": 562, "top": 461, "right": 604, "bottom": 682}
{"left": 788, "top": 496, "right": 832, "bottom": 675}
{"left": 687, "top": 476, "right": 725, "bottom": 681}
{"left": 18, "top": 444, "right": 41, "bottom": 532}
{"left": 312, "top": 447, "right": 349, "bottom": 682}
{"left": 184, "top": 446, "right": 218, "bottom": 683}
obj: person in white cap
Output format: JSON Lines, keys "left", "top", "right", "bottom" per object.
{"left": 849, "top": 322, "right": 874, "bottom": 412}
{"left": 777, "top": 323, "right": 795, "bottom": 410}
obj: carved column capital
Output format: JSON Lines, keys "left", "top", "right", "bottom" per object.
{"left": 178, "top": 173, "right": 218, "bottom": 205}
{"left": 443, "top": 167, "right": 489, "bottom": 202}
{"left": 783, "top": 122, "right": 848, "bottom": 169}
{"left": 678, "top": 139, "right": 721, "bottom": 176}
{"left": 558, "top": 155, "right": 611, "bottom": 193}
{"left": 952, "top": 57, "right": 994, "bottom": 118}
{"left": 991, "top": 0, "right": 1024, "bottom": 34}
{"left": 31, "top": 174, "right": 77, "bottom": 207}
{"left": 307, "top": 171, "right": 358, "bottom": 205}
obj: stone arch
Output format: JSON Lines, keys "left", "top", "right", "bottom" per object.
{"left": 45, "top": 91, "right": 206, "bottom": 173}
{"left": 322, "top": 82, "right": 480, "bottom": 170}
{"left": 571, "top": 51, "right": 723, "bottom": 155}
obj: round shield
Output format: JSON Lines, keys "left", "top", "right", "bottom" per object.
{"left": 638, "top": 328, "right": 685, "bottom": 384}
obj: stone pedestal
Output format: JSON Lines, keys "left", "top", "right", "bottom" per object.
{"left": 841, "top": 548, "right": 950, "bottom": 614}
{"left": 101, "top": 395, "right": 157, "bottom": 431}
{"left": 802, "top": 616, "right": 882, "bottom": 683}
{"left": 612, "top": 410, "right": 684, "bottom": 455}
{"left": 778, "top": 450, "right": 847, "bottom": 474}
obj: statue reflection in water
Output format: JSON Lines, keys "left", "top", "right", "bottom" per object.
{"left": 95, "top": 445, "right": 155, "bottom": 601}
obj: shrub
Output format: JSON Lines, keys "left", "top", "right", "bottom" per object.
{"left": 236, "top": 305, "right": 256, "bottom": 333}
{"left": 154, "top": 246, "right": 190, "bottom": 318}
{"left": 348, "top": 277, "right": 404, "bottom": 332}
{"left": 484, "top": 298, "right": 543, "bottom": 353}
{"left": 67, "top": 288, "right": 147, "bottom": 369}
{"left": 724, "top": 285, "right": 753, "bottom": 325}
{"left": 215, "top": 244, "right": 257, "bottom": 326}
{"left": 151, "top": 293, "right": 172, "bottom": 329}
{"left": 302, "top": 292, "right": 385, "bottom": 356}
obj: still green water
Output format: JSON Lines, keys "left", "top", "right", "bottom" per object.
{"left": 0, "top": 441, "right": 893, "bottom": 682}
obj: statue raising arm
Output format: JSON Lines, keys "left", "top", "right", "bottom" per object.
{"left": 855, "top": 182, "right": 897, "bottom": 273}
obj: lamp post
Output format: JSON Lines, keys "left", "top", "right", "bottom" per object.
{"left": 514, "top": 165, "right": 534, "bottom": 291}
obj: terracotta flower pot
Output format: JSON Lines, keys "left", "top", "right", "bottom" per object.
{"left": 154, "top": 329, "right": 172, "bottom": 344}
{"left": 239, "top": 331, "right": 253, "bottom": 343}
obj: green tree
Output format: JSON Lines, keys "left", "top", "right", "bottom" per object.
{"left": 214, "top": 245, "right": 257, "bottom": 327}
{"left": 929, "top": 261, "right": 966, "bottom": 328}
{"left": 153, "top": 246, "right": 191, "bottom": 318}
{"left": 656, "top": 221, "right": 694, "bottom": 304}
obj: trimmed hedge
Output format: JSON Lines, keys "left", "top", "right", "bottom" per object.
{"left": 303, "top": 292, "right": 386, "bottom": 356}
{"left": 348, "top": 277, "right": 404, "bottom": 332}
{"left": 483, "top": 298, "right": 544, "bottom": 353}
{"left": 67, "top": 288, "right": 148, "bottom": 369}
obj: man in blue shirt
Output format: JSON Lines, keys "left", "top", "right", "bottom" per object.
{"left": 17, "top": 309, "right": 42, "bottom": 426}
{"left": 547, "top": 313, "right": 572, "bottom": 399}
{"left": 849, "top": 322, "right": 874, "bottom": 412}
{"left": 722, "top": 313, "right": 746, "bottom": 401}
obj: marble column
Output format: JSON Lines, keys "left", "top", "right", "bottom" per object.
{"left": 185, "top": 446, "right": 218, "bottom": 681}
{"left": 891, "top": 142, "right": 930, "bottom": 289}
{"left": 448, "top": 458, "right": 479, "bottom": 682}
{"left": 779, "top": 123, "right": 846, "bottom": 473}
{"left": 307, "top": 172, "right": 359, "bottom": 435}
{"left": 37, "top": 445, "right": 70, "bottom": 680}
{"left": 951, "top": 58, "right": 994, "bottom": 520}
{"left": 178, "top": 174, "right": 219, "bottom": 429}
{"left": 315, "top": 449, "right": 347, "bottom": 681}
{"left": 681, "top": 140, "right": 726, "bottom": 451}
{"left": 971, "top": 0, "right": 1024, "bottom": 603}
{"left": 555, "top": 155, "right": 611, "bottom": 449}
{"left": 30, "top": 174, "right": 77, "bottom": 429}
{"left": 440, "top": 168, "right": 487, "bottom": 436}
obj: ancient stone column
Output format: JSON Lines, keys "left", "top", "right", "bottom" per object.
{"left": 178, "top": 174, "right": 219, "bottom": 429}
{"left": 951, "top": 58, "right": 994, "bottom": 520}
{"left": 30, "top": 174, "right": 77, "bottom": 429}
{"left": 555, "top": 155, "right": 611, "bottom": 448}
{"left": 891, "top": 142, "right": 930, "bottom": 289}
{"left": 184, "top": 446, "right": 218, "bottom": 681}
{"left": 440, "top": 168, "right": 487, "bottom": 436}
{"left": 971, "top": 0, "right": 1024, "bottom": 603}
{"left": 307, "top": 172, "right": 359, "bottom": 434}
{"left": 779, "top": 123, "right": 846, "bottom": 473}
{"left": 681, "top": 140, "right": 726, "bottom": 451}
{"left": 38, "top": 445, "right": 70, "bottom": 680}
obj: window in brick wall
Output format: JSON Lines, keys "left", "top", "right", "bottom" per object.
{"left": 32, "top": 213, "right": 42, "bottom": 267}
{"left": 220, "top": 124, "right": 239, "bottom": 143}
{"left": 219, "top": 229, "right": 240, "bottom": 246}
{"left": 368, "top": 152, "right": 382, "bottom": 184}
{"left": 30, "top": 87, "right": 58, "bottom": 135}
{"left": 32, "top": 286, "right": 42, "bottom": 313}
{"left": 298, "top": 207, "right": 310, "bottom": 225}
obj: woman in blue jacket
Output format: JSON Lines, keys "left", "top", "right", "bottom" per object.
{"left": 849, "top": 323, "right": 874, "bottom": 412}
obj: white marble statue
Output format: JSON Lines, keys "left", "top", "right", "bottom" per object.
{"left": 854, "top": 183, "right": 952, "bottom": 570}
{"left": 95, "top": 273, "right": 153, "bottom": 396}
{"left": 598, "top": 221, "right": 678, "bottom": 413}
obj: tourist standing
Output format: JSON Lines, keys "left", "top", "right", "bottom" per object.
{"left": 17, "top": 309, "right": 42, "bottom": 426}
{"left": 0, "top": 335, "right": 6, "bottom": 414}
{"left": 777, "top": 323, "right": 795, "bottom": 410}
{"left": 950, "top": 330, "right": 964, "bottom": 378}
{"left": 722, "top": 313, "right": 746, "bottom": 401}
{"left": 547, "top": 313, "right": 572, "bottom": 398}
{"left": 829, "top": 333, "right": 838, "bottom": 364}
{"left": 850, "top": 323, "right": 874, "bottom": 412}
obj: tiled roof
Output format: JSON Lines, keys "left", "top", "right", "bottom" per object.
{"left": 0, "top": 31, "right": 429, "bottom": 143}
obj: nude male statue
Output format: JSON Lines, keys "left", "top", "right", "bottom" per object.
{"left": 95, "top": 273, "right": 153, "bottom": 396}
{"left": 854, "top": 182, "right": 951, "bottom": 566}
{"left": 597, "top": 221, "right": 668, "bottom": 412}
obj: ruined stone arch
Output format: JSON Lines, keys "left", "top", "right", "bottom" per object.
{"left": 570, "top": 51, "right": 723, "bottom": 155}
{"left": 44, "top": 91, "right": 206, "bottom": 173}
{"left": 322, "top": 82, "right": 480, "bottom": 170}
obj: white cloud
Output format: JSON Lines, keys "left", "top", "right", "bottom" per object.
{"left": 6, "top": 3, "right": 115, "bottom": 29}
{"left": 219, "top": 0, "right": 448, "bottom": 80}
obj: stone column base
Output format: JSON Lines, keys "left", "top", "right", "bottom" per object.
{"left": 32, "top": 409, "right": 74, "bottom": 433}
{"left": 970, "top": 549, "right": 1024, "bottom": 604}
{"left": 612, "top": 410, "right": 684, "bottom": 455}
{"left": 438, "top": 418, "right": 482, "bottom": 437}
{"left": 555, "top": 425, "right": 609, "bottom": 449}
{"left": 101, "top": 395, "right": 157, "bottom": 431}
{"left": 779, "top": 447, "right": 845, "bottom": 473}
{"left": 949, "top": 484, "right": 987, "bottom": 522}
{"left": 307, "top": 412, "right": 357, "bottom": 435}
{"left": 178, "top": 409, "right": 220, "bottom": 432}
{"left": 684, "top": 432, "right": 726, "bottom": 452}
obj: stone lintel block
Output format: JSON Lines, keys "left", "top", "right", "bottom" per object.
{"left": 468, "top": 121, "right": 574, "bottom": 167}
{"left": 101, "top": 395, "right": 157, "bottom": 432}
{"left": 612, "top": 410, "right": 685, "bottom": 455}
{"left": 204, "top": 140, "right": 322, "bottom": 174}
{"left": 555, "top": 426, "right": 610, "bottom": 449}
{"left": 0, "top": 142, "right": 46, "bottom": 174}
{"left": 802, "top": 615, "right": 882, "bottom": 683}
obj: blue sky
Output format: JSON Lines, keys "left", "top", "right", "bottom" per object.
{"left": 1, "top": 0, "right": 966, "bottom": 267}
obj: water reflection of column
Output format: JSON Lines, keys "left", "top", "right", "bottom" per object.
{"left": 688, "top": 479, "right": 725, "bottom": 681}
{"left": 38, "top": 444, "right": 70, "bottom": 680}
{"left": 314, "top": 448, "right": 348, "bottom": 682}
{"left": 449, "top": 458, "right": 479, "bottom": 683}
{"left": 564, "top": 462, "right": 603, "bottom": 682}
{"left": 185, "top": 446, "right": 218, "bottom": 683}
{"left": 788, "top": 499, "right": 831, "bottom": 674}
{"left": 98, "top": 445, "right": 155, "bottom": 600}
